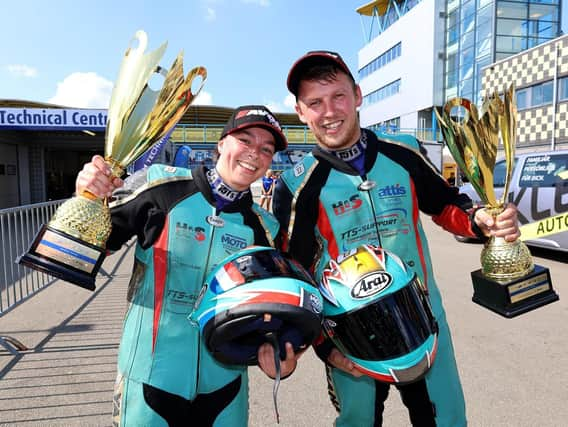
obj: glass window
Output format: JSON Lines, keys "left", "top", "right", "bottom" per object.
{"left": 446, "top": 71, "right": 458, "bottom": 89}
{"left": 528, "top": 20, "right": 558, "bottom": 38}
{"left": 532, "top": 81, "right": 553, "bottom": 105}
{"left": 529, "top": 3, "right": 557, "bottom": 21}
{"left": 476, "top": 34, "right": 492, "bottom": 57}
{"left": 497, "top": 18, "right": 527, "bottom": 36}
{"left": 516, "top": 89, "right": 528, "bottom": 109}
{"left": 461, "top": 0, "right": 475, "bottom": 20}
{"left": 496, "top": 35, "right": 527, "bottom": 52}
{"left": 493, "top": 160, "right": 510, "bottom": 188}
{"left": 497, "top": 1, "right": 527, "bottom": 19}
{"left": 461, "top": 29, "right": 476, "bottom": 49}
{"left": 460, "top": 46, "right": 475, "bottom": 68}
{"left": 459, "top": 77, "right": 473, "bottom": 95}
{"left": 560, "top": 77, "right": 568, "bottom": 101}
{"left": 461, "top": 13, "right": 476, "bottom": 34}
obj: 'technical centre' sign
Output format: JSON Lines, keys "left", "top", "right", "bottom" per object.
{"left": 0, "top": 108, "right": 107, "bottom": 131}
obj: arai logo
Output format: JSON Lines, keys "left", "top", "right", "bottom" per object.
{"left": 351, "top": 271, "right": 392, "bottom": 299}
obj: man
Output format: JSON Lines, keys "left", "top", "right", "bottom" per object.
{"left": 273, "top": 51, "right": 521, "bottom": 427}
{"left": 76, "top": 105, "right": 300, "bottom": 426}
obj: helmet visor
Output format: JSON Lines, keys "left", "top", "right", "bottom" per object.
{"left": 324, "top": 278, "right": 437, "bottom": 360}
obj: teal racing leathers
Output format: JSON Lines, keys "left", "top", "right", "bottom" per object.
{"left": 108, "top": 165, "right": 279, "bottom": 427}
{"left": 273, "top": 129, "right": 484, "bottom": 427}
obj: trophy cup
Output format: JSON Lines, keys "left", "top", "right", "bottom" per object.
{"left": 436, "top": 85, "right": 558, "bottom": 317}
{"left": 17, "top": 31, "right": 207, "bottom": 291}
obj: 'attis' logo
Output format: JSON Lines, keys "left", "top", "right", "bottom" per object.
{"left": 332, "top": 195, "right": 362, "bottom": 216}
{"left": 377, "top": 184, "right": 406, "bottom": 197}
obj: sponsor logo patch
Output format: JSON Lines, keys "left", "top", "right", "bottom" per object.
{"left": 207, "top": 215, "right": 225, "bottom": 228}
{"left": 351, "top": 271, "right": 392, "bottom": 299}
{"left": 332, "top": 195, "right": 363, "bottom": 216}
{"left": 221, "top": 233, "right": 248, "bottom": 251}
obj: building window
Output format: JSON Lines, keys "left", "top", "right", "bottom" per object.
{"left": 359, "top": 43, "right": 402, "bottom": 80}
{"left": 516, "top": 80, "right": 555, "bottom": 110}
{"left": 516, "top": 88, "right": 528, "bottom": 109}
{"left": 532, "top": 81, "right": 553, "bottom": 106}
{"left": 559, "top": 77, "right": 568, "bottom": 101}
{"left": 362, "top": 80, "right": 401, "bottom": 106}
{"left": 369, "top": 117, "right": 401, "bottom": 133}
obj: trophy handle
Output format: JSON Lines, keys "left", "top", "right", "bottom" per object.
{"left": 500, "top": 84, "right": 517, "bottom": 205}
{"left": 187, "top": 66, "right": 207, "bottom": 101}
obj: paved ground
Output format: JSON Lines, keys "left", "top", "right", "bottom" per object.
{"left": 1, "top": 219, "right": 567, "bottom": 426}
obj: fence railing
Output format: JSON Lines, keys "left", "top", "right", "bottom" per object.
{"left": 0, "top": 199, "right": 65, "bottom": 353}
{"left": 169, "top": 124, "right": 440, "bottom": 146}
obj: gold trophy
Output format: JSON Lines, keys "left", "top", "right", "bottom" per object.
{"left": 17, "top": 30, "right": 207, "bottom": 290}
{"left": 436, "top": 85, "right": 558, "bottom": 317}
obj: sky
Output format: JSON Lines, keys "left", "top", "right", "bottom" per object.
{"left": 0, "top": 0, "right": 370, "bottom": 113}
{"left": 1, "top": 1, "right": 567, "bottom": 114}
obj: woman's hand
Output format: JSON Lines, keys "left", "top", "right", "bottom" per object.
{"left": 257, "top": 342, "right": 306, "bottom": 379}
{"left": 75, "top": 155, "right": 124, "bottom": 198}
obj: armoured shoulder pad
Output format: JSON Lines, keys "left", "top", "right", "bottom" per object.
{"left": 281, "top": 154, "right": 317, "bottom": 190}
{"left": 375, "top": 131, "right": 420, "bottom": 150}
{"left": 252, "top": 204, "right": 279, "bottom": 232}
{"left": 147, "top": 164, "right": 193, "bottom": 182}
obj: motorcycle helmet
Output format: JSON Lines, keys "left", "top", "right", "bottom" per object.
{"left": 190, "top": 246, "right": 323, "bottom": 366}
{"left": 319, "top": 244, "right": 438, "bottom": 384}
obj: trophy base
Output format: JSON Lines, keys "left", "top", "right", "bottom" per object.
{"left": 471, "top": 265, "right": 559, "bottom": 318}
{"left": 17, "top": 225, "right": 106, "bottom": 291}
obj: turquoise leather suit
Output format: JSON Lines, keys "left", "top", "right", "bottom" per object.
{"left": 274, "top": 129, "right": 482, "bottom": 427}
{"left": 108, "top": 165, "right": 279, "bottom": 426}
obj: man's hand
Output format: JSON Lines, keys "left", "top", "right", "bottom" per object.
{"left": 257, "top": 342, "right": 305, "bottom": 379}
{"left": 75, "top": 155, "right": 124, "bottom": 198}
{"left": 474, "top": 204, "right": 521, "bottom": 242}
{"left": 327, "top": 348, "right": 363, "bottom": 377}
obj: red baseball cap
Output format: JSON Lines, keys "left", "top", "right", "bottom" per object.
{"left": 221, "top": 105, "right": 287, "bottom": 152}
{"left": 287, "top": 50, "right": 355, "bottom": 96}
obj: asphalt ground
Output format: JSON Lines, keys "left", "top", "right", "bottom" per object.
{"left": 1, "top": 218, "right": 567, "bottom": 426}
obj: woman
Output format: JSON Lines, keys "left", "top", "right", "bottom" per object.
{"left": 76, "top": 105, "right": 300, "bottom": 426}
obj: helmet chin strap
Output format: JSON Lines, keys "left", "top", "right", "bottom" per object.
{"left": 265, "top": 331, "right": 281, "bottom": 424}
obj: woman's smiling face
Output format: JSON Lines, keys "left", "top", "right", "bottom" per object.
{"left": 216, "top": 127, "right": 276, "bottom": 191}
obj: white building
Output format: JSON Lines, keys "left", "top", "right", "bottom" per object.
{"left": 357, "top": 0, "right": 445, "bottom": 136}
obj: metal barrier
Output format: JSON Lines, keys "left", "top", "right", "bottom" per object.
{"left": 0, "top": 200, "right": 65, "bottom": 354}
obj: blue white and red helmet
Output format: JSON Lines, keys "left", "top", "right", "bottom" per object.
{"left": 190, "top": 246, "right": 323, "bottom": 366}
{"left": 319, "top": 244, "right": 438, "bottom": 384}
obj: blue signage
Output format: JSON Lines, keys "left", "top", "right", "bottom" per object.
{"left": 0, "top": 108, "right": 107, "bottom": 131}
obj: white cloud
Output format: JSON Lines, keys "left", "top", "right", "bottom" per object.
{"left": 283, "top": 93, "right": 296, "bottom": 109}
{"left": 205, "top": 7, "right": 216, "bottom": 21}
{"left": 265, "top": 94, "right": 296, "bottom": 113}
{"left": 242, "top": 0, "right": 270, "bottom": 6}
{"left": 6, "top": 64, "right": 38, "bottom": 78}
{"left": 194, "top": 89, "right": 213, "bottom": 105}
{"left": 48, "top": 72, "right": 113, "bottom": 108}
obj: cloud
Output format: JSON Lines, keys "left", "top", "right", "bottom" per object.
{"left": 283, "top": 93, "right": 296, "bottom": 109}
{"left": 48, "top": 72, "right": 113, "bottom": 108}
{"left": 265, "top": 94, "right": 296, "bottom": 113}
{"left": 241, "top": 0, "right": 270, "bottom": 6}
{"left": 6, "top": 64, "right": 38, "bottom": 78}
{"left": 194, "top": 89, "right": 213, "bottom": 105}
{"left": 205, "top": 7, "right": 216, "bottom": 21}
